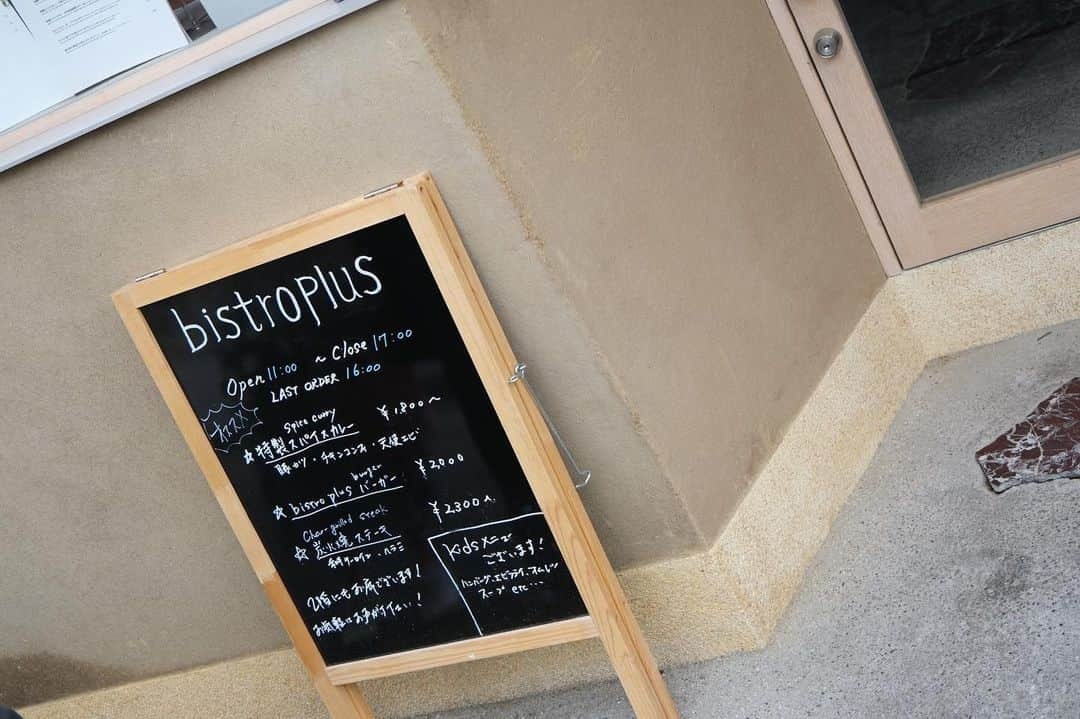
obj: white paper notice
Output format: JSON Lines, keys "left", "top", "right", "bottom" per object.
{"left": 14, "top": 0, "right": 188, "bottom": 91}
{"left": 1, "top": 0, "right": 187, "bottom": 132}
{"left": 0, "top": 4, "right": 69, "bottom": 130}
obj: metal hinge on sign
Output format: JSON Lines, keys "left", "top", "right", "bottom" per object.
{"left": 508, "top": 362, "right": 592, "bottom": 490}
{"left": 362, "top": 180, "right": 404, "bottom": 200}
{"left": 134, "top": 268, "right": 166, "bottom": 282}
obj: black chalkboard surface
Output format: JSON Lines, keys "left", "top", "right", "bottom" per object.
{"left": 140, "top": 214, "right": 587, "bottom": 666}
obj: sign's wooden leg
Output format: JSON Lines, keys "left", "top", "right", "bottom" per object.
{"left": 261, "top": 574, "right": 376, "bottom": 718}
{"left": 553, "top": 501, "right": 679, "bottom": 717}
{"left": 588, "top": 583, "right": 680, "bottom": 718}
{"left": 509, "top": 374, "right": 680, "bottom": 717}
{"left": 420, "top": 175, "right": 680, "bottom": 718}
{"left": 312, "top": 680, "right": 376, "bottom": 719}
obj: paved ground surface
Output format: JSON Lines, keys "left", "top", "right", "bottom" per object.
{"left": 419, "top": 320, "right": 1080, "bottom": 718}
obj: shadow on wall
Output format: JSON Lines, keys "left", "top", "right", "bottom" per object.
{"left": 0, "top": 652, "right": 133, "bottom": 708}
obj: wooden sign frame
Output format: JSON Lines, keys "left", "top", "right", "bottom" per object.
{"left": 112, "top": 173, "right": 678, "bottom": 719}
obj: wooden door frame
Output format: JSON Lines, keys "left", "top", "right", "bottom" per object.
{"left": 766, "top": 0, "right": 1080, "bottom": 270}
{"left": 764, "top": 0, "right": 902, "bottom": 276}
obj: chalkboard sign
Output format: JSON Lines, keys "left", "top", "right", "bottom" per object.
{"left": 138, "top": 211, "right": 586, "bottom": 664}
{"left": 114, "top": 176, "right": 676, "bottom": 719}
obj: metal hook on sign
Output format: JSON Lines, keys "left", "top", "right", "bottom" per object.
{"left": 508, "top": 362, "right": 592, "bottom": 489}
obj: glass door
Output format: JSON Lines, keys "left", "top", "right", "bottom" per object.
{"left": 789, "top": 0, "right": 1080, "bottom": 266}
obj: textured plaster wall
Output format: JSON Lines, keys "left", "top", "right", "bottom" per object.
{"left": 405, "top": 0, "right": 886, "bottom": 540}
{"left": 0, "top": 1, "right": 701, "bottom": 706}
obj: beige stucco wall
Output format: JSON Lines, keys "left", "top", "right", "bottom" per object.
{"left": 406, "top": 0, "right": 885, "bottom": 540}
{"left": 0, "top": 0, "right": 884, "bottom": 709}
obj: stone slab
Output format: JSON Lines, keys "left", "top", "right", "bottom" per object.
{"left": 977, "top": 376, "right": 1080, "bottom": 492}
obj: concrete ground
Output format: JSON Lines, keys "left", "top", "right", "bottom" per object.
{"left": 419, "top": 320, "right": 1080, "bottom": 718}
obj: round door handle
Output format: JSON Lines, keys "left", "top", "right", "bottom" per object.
{"left": 814, "top": 28, "right": 842, "bottom": 59}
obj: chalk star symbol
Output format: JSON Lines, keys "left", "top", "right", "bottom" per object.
{"left": 273, "top": 505, "right": 287, "bottom": 521}
{"left": 294, "top": 546, "right": 309, "bottom": 563}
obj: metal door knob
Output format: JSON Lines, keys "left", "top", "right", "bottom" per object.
{"left": 814, "top": 28, "right": 842, "bottom": 59}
